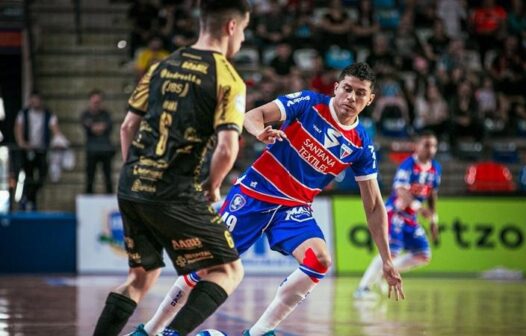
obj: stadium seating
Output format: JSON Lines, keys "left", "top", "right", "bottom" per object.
{"left": 465, "top": 161, "right": 516, "bottom": 192}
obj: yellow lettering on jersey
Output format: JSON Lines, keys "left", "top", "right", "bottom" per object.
{"left": 162, "top": 100, "right": 178, "bottom": 112}
{"left": 162, "top": 81, "right": 189, "bottom": 97}
{"left": 172, "top": 238, "right": 203, "bottom": 250}
{"left": 160, "top": 69, "right": 201, "bottom": 85}
{"left": 181, "top": 60, "right": 209, "bottom": 74}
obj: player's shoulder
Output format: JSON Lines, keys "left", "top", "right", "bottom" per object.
{"left": 432, "top": 159, "right": 442, "bottom": 173}
{"left": 399, "top": 155, "right": 416, "bottom": 169}
{"left": 281, "top": 90, "right": 328, "bottom": 105}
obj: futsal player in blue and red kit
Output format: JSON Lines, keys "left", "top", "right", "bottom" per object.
{"left": 131, "top": 63, "right": 404, "bottom": 336}
{"left": 355, "top": 131, "right": 441, "bottom": 300}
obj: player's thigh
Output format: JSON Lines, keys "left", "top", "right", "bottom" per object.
{"left": 140, "top": 200, "right": 240, "bottom": 275}
{"left": 220, "top": 185, "right": 280, "bottom": 254}
{"left": 266, "top": 205, "right": 325, "bottom": 256}
{"left": 118, "top": 198, "right": 165, "bottom": 271}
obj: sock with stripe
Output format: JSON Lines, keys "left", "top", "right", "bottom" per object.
{"left": 249, "top": 248, "right": 328, "bottom": 336}
{"left": 143, "top": 272, "right": 200, "bottom": 335}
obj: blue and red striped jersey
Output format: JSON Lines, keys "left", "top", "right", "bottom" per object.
{"left": 385, "top": 155, "right": 442, "bottom": 225}
{"left": 238, "top": 90, "right": 378, "bottom": 206}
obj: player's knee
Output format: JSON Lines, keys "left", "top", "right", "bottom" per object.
{"left": 414, "top": 253, "right": 431, "bottom": 265}
{"left": 301, "top": 248, "right": 331, "bottom": 282}
{"left": 315, "top": 251, "right": 332, "bottom": 270}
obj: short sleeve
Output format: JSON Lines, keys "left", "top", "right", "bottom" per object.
{"left": 274, "top": 90, "right": 315, "bottom": 121}
{"left": 433, "top": 162, "right": 442, "bottom": 190}
{"left": 128, "top": 63, "right": 160, "bottom": 116}
{"left": 351, "top": 143, "right": 378, "bottom": 181}
{"left": 213, "top": 54, "right": 246, "bottom": 133}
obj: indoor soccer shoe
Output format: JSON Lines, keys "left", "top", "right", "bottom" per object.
{"left": 353, "top": 287, "right": 380, "bottom": 301}
{"left": 125, "top": 324, "right": 149, "bottom": 336}
{"left": 242, "top": 330, "right": 276, "bottom": 336}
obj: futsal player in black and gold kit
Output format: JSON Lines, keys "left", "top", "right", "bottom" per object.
{"left": 93, "top": 1, "right": 250, "bottom": 335}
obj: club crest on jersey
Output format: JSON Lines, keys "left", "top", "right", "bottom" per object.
{"left": 340, "top": 144, "right": 352, "bottom": 159}
{"left": 229, "top": 194, "right": 246, "bottom": 212}
{"left": 324, "top": 128, "right": 341, "bottom": 148}
{"left": 285, "top": 206, "right": 313, "bottom": 222}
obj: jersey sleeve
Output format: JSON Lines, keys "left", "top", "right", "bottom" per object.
{"left": 351, "top": 142, "right": 378, "bottom": 181}
{"left": 128, "top": 63, "right": 160, "bottom": 116}
{"left": 392, "top": 159, "right": 413, "bottom": 189}
{"left": 433, "top": 161, "right": 442, "bottom": 190}
{"left": 274, "top": 90, "right": 315, "bottom": 121}
{"left": 213, "top": 54, "right": 246, "bottom": 133}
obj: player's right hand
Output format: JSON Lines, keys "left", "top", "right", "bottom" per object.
{"left": 202, "top": 179, "right": 221, "bottom": 202}
{"left": 383, "top": 261, "right": 405, "bottom": 301}
{"left": 257, "top": 125, "right": 287, "bottom": 145}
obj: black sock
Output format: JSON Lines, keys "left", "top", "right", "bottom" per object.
{"left": 167, "top": 281, "right": 228, "bottom": 335}
{"left": 93, "top": 292, "right": 137, "bottom": 336}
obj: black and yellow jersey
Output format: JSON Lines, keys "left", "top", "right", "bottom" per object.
{"left": 118, "top": 47, "right": 246, "bottom": 203}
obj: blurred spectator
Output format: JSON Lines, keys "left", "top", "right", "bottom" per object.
{"left": 449, "top": 80, "right": 484, "bottom": 151}
{"left": 393, "top": 15, "right": 423, "bottom": 71}
{"left": 14, "top": 92, "right": 63, "bottom": 210}
{"left": 135, "top": 35, "right": 170, "bottom": 78}
{"left": 128, "top": 0, "right": 160, "bottom": 58}
{"left": 289, "top": 1, "right": 316, "bottom": 49}
{"left": 476, "top": 76, "right": 498, "bottom": 119}
{"left": 372, "top": 77, "right": 411, "bottom": 137}
{"left": 414, "top": 83, "right": 449, "bottom": 139}
{"left": 509, "top": 99, "right": 526, "bottom": 136}
{"left": 80, "top": 90, "right": 114, "bottom": 194}
{"left": 255, "top": 0, "right": 291, "bottom": 51}
{"left": 350, "top": 0, "right": 380, "bottom": 49}
{"left": 253, "top": 77, "right": 278, "bottom": 108}
{"left": 405, "top": 0, "right": 436, "bottom": 29}
{"left": 437, "top": 38, "right": 470, "bottom": 73}
{"left": 158, "top": 1, "right": 197, "bottom": 51}
{"left": 310, "top": 56, "right": 337, "bottom": 95}
{"left": 317, "top": 0, "right": 352, "bottom": 53}
{"left": 423, "top": 19, "right": 450, "bottom": 65}
{"left": 269, "top": 42, "right": 297, "bottom": 78}
{"left": 507, "top": 0, "right": 526, "bottom": 39}
{"left": 489, "top": 35, "right": 526, "bottom": 98}
{"left": 436, "top": 0, "right": 467, "bottom": 39}
{"left": 366, "top": 33, "right": 398, "bottom": 77}
{"left": 470, "top": 0, "right": 507, "bottom": 67}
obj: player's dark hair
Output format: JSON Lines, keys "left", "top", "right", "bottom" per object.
{"left": 338, "top": 62, "right": 376, "bottom": 91}
{"left": 415, "top": 130, "right": 437, "bottom": 141}
{"left": 89, "top": 88, "right": 104, "bottom": 98}
{"left": 199, "top": 0, "right": 250, "bottom": 36}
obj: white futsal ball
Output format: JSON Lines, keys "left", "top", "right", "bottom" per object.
{"left": 195, "top": 329, "right": 228, "bottom": 336}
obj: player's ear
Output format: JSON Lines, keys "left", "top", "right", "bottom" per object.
{"left": 333, "top": 81, "right": 339, "bottom": 94}
{"left": 367, "top": 93, "right": 375, "bottom": 105}
{"left": 227, "top": 18, "right": 237, "bottom": 36}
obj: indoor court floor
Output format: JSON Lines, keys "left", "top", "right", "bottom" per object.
{"left": 0, "top": 275, "right": 524, "bottom": 336}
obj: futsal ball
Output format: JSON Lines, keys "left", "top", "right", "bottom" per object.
{"left": 195, "top": 329, "right": 227, "bottom": 336}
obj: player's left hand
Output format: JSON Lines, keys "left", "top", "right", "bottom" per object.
{"left": 257, "top": 125, "right": 287, "bottom": 145}
{"left": 383, "top": 261, "right": 405, "bottom": 301}
{"left": 202, "top": 179, "right": 221, "bottom": 202}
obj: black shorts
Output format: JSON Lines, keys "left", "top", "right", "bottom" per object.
{"left": 118, "top": 197, "right": 239, "bottom": 275}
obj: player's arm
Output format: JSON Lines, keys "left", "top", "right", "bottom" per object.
{"left": 14, "top": 115, "right": 29, "bottom": 149}
{"left": 427, "top": 190, "right": 439, "bottom": 241}
{"left": 358, "top": 178, "right": 404, "bottom": 300}
{"left": 244, "top": 101, "right": 287, "bottom": 144}
{"left": 120, "top": 112, "right": 142, "bottom": 161}
{"left": 203, "top": 130, "right": 239, "bottom": 202}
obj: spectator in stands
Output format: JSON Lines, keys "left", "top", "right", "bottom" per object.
{"left": 317, "top": 0, "right": 352, "bottom": 53}
{"left": 158, "top": 1, "right": 197, "bottom": 52}
{"left": 135, "top": 35, "right": 170, "bottom": 78}
{"left": 366, "top": 33, "right": 399, "bottom": 77}
{"left": 413, "top": 82, "right": 449, "bottom": 140}
{"left": 489, "top": 35, "right": 526, "bottom": 99}
{"left": 436, "top": 0, "right": 467, "bottom": 39}
{"left": 507, "top": 0, "right": 526, "bottom": 39}
{"left": 254, "top": 0, "right": 291, "bottom": 53}
{"left": 393, "top": 15, "right": 423, "bottom": 71}
{"left": 423, "top": 19, "right": 450, "bottom": 66}
{"left": 14, "top": 92, "right": 63, "bottom": 210}
{"left": 470, "top": 0, "right": 507, "bottom": 67}
{"left": 372, "top": 77, "right": 411, "bottom": 137}
{"left": 449, "top": 80, "right": 484, "bottom": 152}
{"left": 289, "top": 0, "right": 316, "bottom": 49}
{"left": 269, "top": 42, "right": 297, "bottom": 78}
{"left": 350, "top": 0, "right": 380, "bottom": 50}
{"left": 437, "top": 38, "right": 470, "bottom": 73}
{"left": 127, "top": 0, "right": 160, "bottom": 59}
{"left": 80, "top": 89, "right": 115, "bottom": 194}
{"left": 310, "top": 56, "right": 337, "bottom": 96}
{"left": 509, "top": 99, "right": 526, "bottom": 136}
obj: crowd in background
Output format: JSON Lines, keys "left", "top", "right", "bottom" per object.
{"left": 127, "top": 0, "right": 526, "bottom": 159}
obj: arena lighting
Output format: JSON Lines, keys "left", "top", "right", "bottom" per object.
{"left": 0, "top": 96, "right": 5, "bottom": 121}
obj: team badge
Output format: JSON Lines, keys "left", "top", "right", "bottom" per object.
{"left": 229, "top": 194, "right": 246, "bottom": 212}
{"left": 340, "top": 144, "right": 353, "bottom": 159}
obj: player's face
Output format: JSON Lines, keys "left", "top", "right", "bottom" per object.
{"left": 416, "top": 136, "right": 438, "bottom": 162}
{"left": 333, "top": 75, "right": 375, "bottom": 124}
{"left": 226, "top": 12, "right": 250, "bottom": 58}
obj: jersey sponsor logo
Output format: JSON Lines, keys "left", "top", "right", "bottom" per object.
{"left": 287, "top": 95, "right": 310, "bottom": 107}
{"left": 324, "top": 128, "right": 341, "bottom": 148}
{"left": 235, "top": 94, "right": 246, "bottom": 114}
{"left": 285, "top": 206, "right": 313, "bottom": 222}
{"left": 340, "top": 144, "right": 353, "bottom": 159}
{"left": 286, "top": 92, "right": 302, "bottom": 99}
{"left": 298, "top": 138, "right": 336, "bottom": 173}
{"left": 229, "top": 194, "right": 246, "bottom": 212}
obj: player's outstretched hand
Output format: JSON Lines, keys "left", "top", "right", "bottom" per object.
{"left": 257, "top": 125, "right": 287, "bottom": 145}
{"left": 383, "top": 261, "right": 405, "bottom": 301}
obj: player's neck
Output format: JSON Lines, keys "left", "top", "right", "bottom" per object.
{"left": 192, "top": 33, "right": 227, "bottom": 55}
{"left": 414, "top": 154, "right": 432, "bottom": 167}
